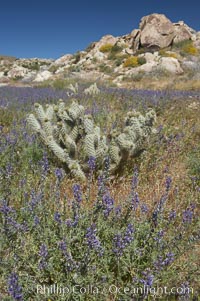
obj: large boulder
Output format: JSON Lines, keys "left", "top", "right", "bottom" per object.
{"left": 33, "top": 70, "right": 53, "bottom": 82}
{"left": 173, "top": 21, "right": 193, "bottom": 44}
{"left": 159, "top": 57, "right": 183, "bottom": 74}
{"left": 7, "top": 65, "right": 29, "bottom": 78}
{"left": 139, "top": 14, "right": 175, "bottom": 49}
{"left": 92, "top": 35, "right": 118, "bottom": 51}
{"left": 54, "top": 54, "right": 73, "bottom": 65}
{"left": 130, "top": 29, "right": 141, "bottom": 50}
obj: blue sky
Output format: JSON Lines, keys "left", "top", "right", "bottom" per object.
{"left": 0, "top": 0, "right": 199, "bottom": 59}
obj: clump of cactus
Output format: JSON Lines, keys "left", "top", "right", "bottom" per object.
{"left": 68, "top": 83, "right": 79, "bottom": 94}
{"left": 84, "top": 83, "right": 100, "bottom": 95}
{"left": 27, "top": 100, "right": 156, "bottom": 180}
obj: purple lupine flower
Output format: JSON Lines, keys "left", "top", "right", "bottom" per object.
{"left": 6, "top": 216, "right": 28, "bottom": 233}
{"left": 169, "top": 209, "right": 176, "bottom": 221}
{"left": 132, "top": 166, "right": 139, "bottom": 190}
{"left": 55, "top": 168, "right": 64, "bottom": 182}
{"left": 54, "top": 212, "right": 62, "bottom": 224}
{"left": 154, "top": 252, "right": 175, "bottom": 271}
{"left": 85, "top": 224, "right": 104, "bottom": 256}
{"left": 140, "top": 270, "right": 154, "bottom": 287}
{"left": 131, "top": 191, "right": 140, "bottom": 210}
{"left": 140, "top": 203, "right": 149, "bottom": 213}
{"left": 104, "top": 156, "right": 110, "bottom": 173}
{"left": 88, "top": 156, "right": 96, "bottom": 172}
{"left": 113, "top": 224, "right": 134, "bottom": 257}
{"left": 124, "top": 224, "right": 134, "bottom": 245}
{"left": 7, "top": 272, "right": 23, "bottom": 301}
{"left": 179, "top": 282, "right": 191, "bottom": 296}
{"left": 65, "top": 215, "right": 79, "bottom": 227}
{"left": 34, "top": 216, "right": 40, "bottom": 226}
{"left": 0, "top": 200, "right": 15, "bottom": 215}
{"left": 182, "top": 208, "right": 193, "bottom": 224}
{"left": 154, "top": 229, "right": 164, "bottom": 243}
{"left": 162, "top": 252, "right": 175, "bottom": 266}
{"left": 165, "top": 176, "right": 172, "bottom": 192}
{"left": 29, "top": 190, "right": 43, "bottom": 212}
{"left": 113, "top": 234, "right": 125, "bottom": 257}
{"left": 102, "top": 193, "right": 114, "bottom": 217}
{"left": 40, "top": 152, "right": 49, "bottom": 178}
{"left": 59, "top": 240, "right": 67, "bottom": 254}
{"left": 38, "top": 244, "right": 48, "bottom": 269}
{"left": 72, "top": 184, "right": 82, "bottom": 203}
{"left": 58, "top": 240, "right": 77, "bottom": 271}
{"left": 115, "top": 205, "right": 122, "bottom": 217}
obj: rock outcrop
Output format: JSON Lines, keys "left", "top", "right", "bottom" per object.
{"left": 0, "top": 13, "right": 199, "bottom": 85}
{"left": 139, "top": 14, "right": 175, "bottom": 49}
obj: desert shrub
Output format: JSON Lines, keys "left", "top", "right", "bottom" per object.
{"left": 173, "top": 40, "right": 198, "bottom": 56}
{"left": 137, "top": 56, "right": 147, "bottom": 65}
{"left": 159, "top": 50, "right": 178, "bottom": 59}
{"left": 123, "top": 56, "right": 139, "bottom": 68}
{"left": 99, "top": 64, "right": 113, "bottom": 73}
{"left": 110, "top": 44, "right": 123, "bottom": 53}
{"left": 73, "top": 52, "right": 81, "bottom": 64}
{"left": 48, "top": 65, "right": 59, "bottom": 74}
{"left": 22, "top": 62, "right": 40, "bottom": 71}
{"left": 99, "top": 43, "right": 114, "bottom": 53}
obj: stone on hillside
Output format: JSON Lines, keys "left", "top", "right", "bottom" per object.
{"left": 93, "top": 35, "right": 118, "bottom": 50}
{"left": 130, "top": 29, "right": 141, "bottom": 50}
{"left": 33, "top": 70, "right": 53, "bottom": 82}
{"left": 173, "top": 21, "right": 193, "bottom": 44}
{"left": 139, "top": 14, "right": 175, "bottom": 49}
{"left": 138, "top": 52, "right": 159, "bottom": 63}
{"left": 159, "top": 57, "right": 183, "bottom": 74}
{"left": 93, "top": 51, "right": 106, "bottom": 61}
{"left": 54, "top": 54, "right": 73, "bottom": 65}
{"left": 7, "top": 65, "right": 29, "bottom": 78}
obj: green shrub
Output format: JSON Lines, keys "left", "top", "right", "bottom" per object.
{"left": 137, "top": 56, "right": 147, "bottom": 65}
{"left": 99, "top": 64, "right": 113, "bottom": 73}
{"left": 110, "top": 44, "right": 123, "bottom": 53}
{"left": 22, "top": 62, "right": 40, "bottom": 71}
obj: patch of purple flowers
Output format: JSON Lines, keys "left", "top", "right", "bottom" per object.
{"left": 7, "top": 272, "right": 23, "bottom": 301}
{"left": 38, "top": 243, "right": 48, "bottom": 270}
{"left": 85, "top": 224, "right": 104, "bottom": 256}
{"left": 113, "top": 224, "right": 134, "bottom": 257}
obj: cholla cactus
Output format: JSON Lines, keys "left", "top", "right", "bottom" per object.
{"left": 27, "top": 101, "right": 156, "bottom": 180}
{"left": 84, "top": 83, "right": 100, "bottom": 95}
{"left": 68, "top": 83, "right": 79, "bottom": 94}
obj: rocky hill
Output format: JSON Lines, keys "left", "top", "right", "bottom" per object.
{"left": 1, "top": 13, "right": 200, "bottom": 87}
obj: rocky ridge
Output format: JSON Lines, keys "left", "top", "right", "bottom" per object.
{"left": 1, "top": 13, "right": 200, "bottom": 86}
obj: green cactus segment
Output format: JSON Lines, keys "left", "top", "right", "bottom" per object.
{"left": 27, "top": 99, "right": 156, "bottom": 180}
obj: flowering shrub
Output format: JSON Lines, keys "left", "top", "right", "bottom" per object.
{"left": 123, "top": 56, "right": 139, "bottom": 68}
{"left": 99, "top": 43, "right": 114, "bottom": 53}
{"left": 173, "top": 40, "right": 198, "bottom": 56}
